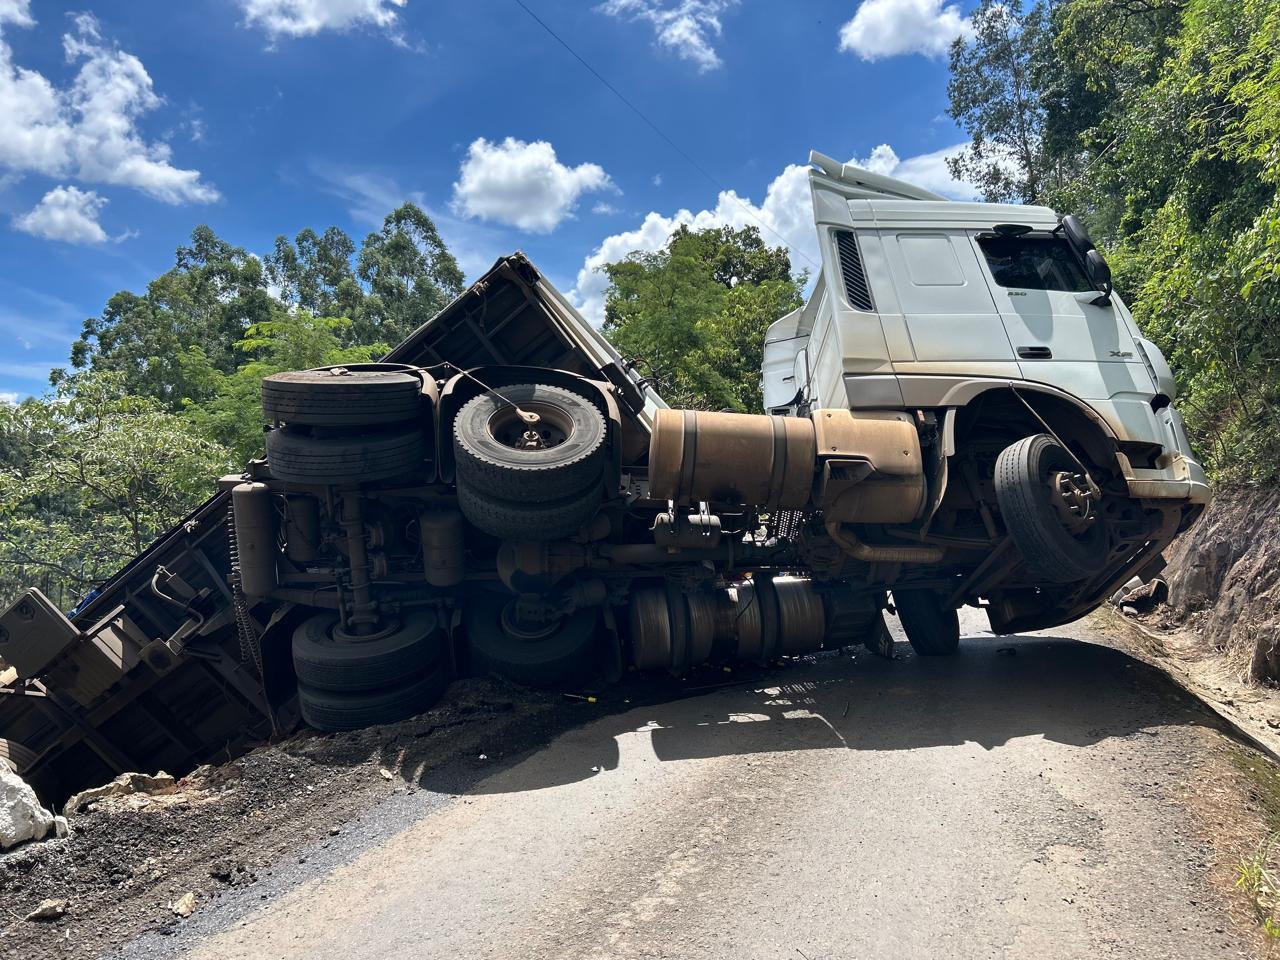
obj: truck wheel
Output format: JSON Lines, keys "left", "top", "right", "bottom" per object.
{"left": 266, "top": 426, "right": 425, "bottom": 485}
{"left": 465, "top": 594, "right": 597, "bottom": 688}
{"left": 292, "top": 609, "right": 446, "bottom": 693}
{"left": 262, "top": 367, "right": 424, "bottom": 427}
{"left": 456, "top": 479, "right": 600, "bottom": 541}
{"left": 454, "top": 384, "right": 606, "bottom": 501}
{"left": 894, "top": 590, "right": 960, "bottom": 656}
{"left": 298, "top": 661, "right": 451, "bottom": 732}
{"left": 995, "top": 434, "right": 1107, "bottom": 583}
{"left": 0, "top": 737, "right": 36, "bottom": 774}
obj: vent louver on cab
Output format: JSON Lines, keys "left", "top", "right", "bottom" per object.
{"left": 834, "top": 230, "right": 874, "bottom": 312}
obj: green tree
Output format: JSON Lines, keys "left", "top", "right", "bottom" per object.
{"left": 64, "top": 205, "right": 465, "bottom": 412}
{"left": 947, "top": 0, "right": 1059, "bottom": 203}
{"left": 602, "top": 226, "right": 804, "bottom": 411}
{"left": 264, "top": 225, "right": 363, "bottom": 321}
{"left": 67, "top": 227, "right": 278, "bottom": 407}
{"left": 180, "top": 310, "right": 386, "bottom": 464}
{"left": 0, "top": 374, "right": 233, "bottom": 609}
{"left": 354, "top": 204, "right": 466, "bottom": 346}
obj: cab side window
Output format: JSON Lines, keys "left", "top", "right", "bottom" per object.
{"left": 977, "top": 235, "right": 1092, "bottom": 292}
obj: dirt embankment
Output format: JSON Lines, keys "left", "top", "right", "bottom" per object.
{"left": 0, "top": 678, "right": 582, "bottom": 960}
{"left": 1156, "top": 486, "right": 1280, "bottom": 682}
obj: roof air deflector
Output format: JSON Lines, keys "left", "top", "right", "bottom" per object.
{"left": 809, "top": 150, "right": 948, "bottom": 202}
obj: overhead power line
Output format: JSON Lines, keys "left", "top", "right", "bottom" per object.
{"left": 509, "top": 0, "right": 819, "bottom": 269}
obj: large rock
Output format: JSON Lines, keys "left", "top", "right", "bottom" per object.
{"left": 65, "top": 770, "right": 177, "bottom": 814}
{"left": 1, "top": 765, "right": 65, "bottom": 850}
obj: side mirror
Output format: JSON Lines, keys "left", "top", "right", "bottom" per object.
{"left": 1085, "top": 249, "right": 1112, "bottom": 305}
{"left": 1061, "top": 214, "right": 1095, "bottom": 257}
{"left": 1085, "top": 249, "right": 1111, "bottom": 287}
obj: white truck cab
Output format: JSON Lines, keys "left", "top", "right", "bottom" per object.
{"left": 765, "top": 151, "right": 1210, "bottom": 508}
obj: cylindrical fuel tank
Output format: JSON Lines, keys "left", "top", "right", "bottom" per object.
{"left": 232, "top": 482, "right": 278, "bottom": 598}
{"left": 284, "top": 495, "right": 321, "bottom": 563}
{"left": 649, "top": 408, "right": 816, "bottom": 508}
{"left": 420, "top": 508, "right": 465, "bottom": 587}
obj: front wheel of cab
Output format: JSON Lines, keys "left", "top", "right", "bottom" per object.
{"left": 994, "top": 433, "right": 1108, "bottom": 584}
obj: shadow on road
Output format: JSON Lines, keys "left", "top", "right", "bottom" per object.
{"left": 408, "top": 632, "right": 1222, "bottom": 797}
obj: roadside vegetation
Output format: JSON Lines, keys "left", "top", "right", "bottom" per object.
{"left": 1231, "top": 747, "right": 1280, "bottom": 939}
{"left": 947, "top": 0, "right": 1280, "bottom": 484}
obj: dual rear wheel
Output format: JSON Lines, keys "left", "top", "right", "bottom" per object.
{"left": 263, "top": 365, "right": 430, "bottom": 485}
{"left": 292, "top": 609, "right": 450, "bottom": 731}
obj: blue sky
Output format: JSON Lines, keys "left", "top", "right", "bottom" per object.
{"left": 0, "top": 0, "right": 979, "bottom": 401}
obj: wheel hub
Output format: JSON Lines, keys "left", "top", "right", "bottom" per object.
{"left": 1050, "top": 470, "right": 1097, "bottom": 528}
{"left": 500, "top": 599, "right": 562, "bottom": 642}
{"left": 333, "top": 618, "right": 401, "bottom": 644}
{"left": 489, "top": 401, "right": 572, "bottom": 453}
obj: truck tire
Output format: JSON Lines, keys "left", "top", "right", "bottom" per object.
{"left": 995, "top": 434, "right": 1107, "bottom": 584}
{"left": 292, "top": 609, "right": 446, "bottom": 693}
{"left": 456, "top": 479, "right": 600, "bottom": 541}
{"left": 465, "top": 596, "right": 597, "bottom": 688}
{"left": 454, "top": 384, "right": 606, "bottom": 502}
{"left": 262, "top": 368, "right": 424, "bottom": 427}
{"left": 266, "top": 426, "right": 425, "bottom": 485}
{"left": 894, "top": 589, "right": 960, "bottom": 656}
{"left": 0, "top": 737, "right": 36, "bottom": 774}
{"left": 298, "top": 661, "right": 451, "bottom": 732}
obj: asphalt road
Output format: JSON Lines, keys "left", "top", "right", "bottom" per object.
{"left": 174, "top": 611, "right": 1249, "bottom": 960}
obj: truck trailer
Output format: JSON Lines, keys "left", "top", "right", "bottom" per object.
{"left": 0, "top": 152, "right": 1209, "bottom": 803}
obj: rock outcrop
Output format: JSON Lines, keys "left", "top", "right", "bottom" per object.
{"left": 1161, "top": 486, "right": 1280, "bottom": 681}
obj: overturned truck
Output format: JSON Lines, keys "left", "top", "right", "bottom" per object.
{"left": 0, "top": 153, "right": 1209, "bottom": 802}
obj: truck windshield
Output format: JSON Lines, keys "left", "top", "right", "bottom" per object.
{"left": 976, "top": 234, "right": 1092, "bottom": 292}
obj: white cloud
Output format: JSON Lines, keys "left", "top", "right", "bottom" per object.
{"left": 237, "top": 0, "right": 408, "bottom": 39}
{"left": 652, "top": 173, "right": 663, "bottom": 186}
{"left": 0, "top": 391, "right": 17, "bottom": 405}
{"left": 838, "top": 0, "right": 971, "bottom": 60}
{"left": 854, "top": 142, "right": 981, "bottom": 200}
{"left": 0, "top": 11, "right": 217, "bottom": 205}
{"left": 597, "top": 0, "right": 737, "bottom": 72}
{"left": 452, "top": 137, "right": 614, "bottom": 233}
{"left": 592, "top": 201, "right": 621, "bottom": 215}
{"left": 571, "top": 144, "right": 981, "bottom": 325}
{"left": 13, "top": 185, "right": 109, "bottom": 244}
{"left": 0, "top": 1, "right": 33, "bottom": 28}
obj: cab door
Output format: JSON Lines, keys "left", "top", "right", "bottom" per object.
{"left": 971, "top": 231, "right": 1153, "bottom": 401}
{"left": 878, "top": 230, "right": 1019, "bottom": 374}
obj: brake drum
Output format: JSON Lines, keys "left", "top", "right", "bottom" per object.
{"left": 771, "top": 576, "right": 827, "bottom": 655}
{"left": 628, "top": 587, "right": 672, "bottom": 671}
{"left": 730, "top": 581, "right": 764, "bottom": 664}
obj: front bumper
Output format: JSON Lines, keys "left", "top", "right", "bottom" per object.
{"left": 1118, "top": 404, "right": 1212, "bottom": 505}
